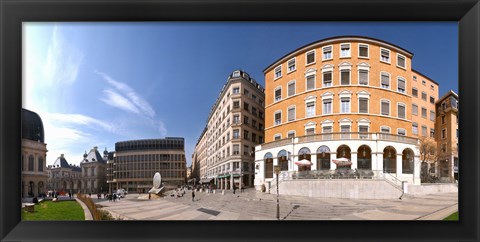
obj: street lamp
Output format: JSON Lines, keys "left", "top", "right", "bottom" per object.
{"left": 274, "top": 165, "right": 281, "bottom": 220}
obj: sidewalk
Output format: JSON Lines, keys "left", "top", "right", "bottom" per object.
{"left": 96, "top": 188, "right": 458, "bottom": 220}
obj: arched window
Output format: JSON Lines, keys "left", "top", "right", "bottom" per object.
{"left": 278, "top": 150, "right": 288, "bottom": 171}
{"left": 402, "top": 148, "right": 414, "bottom": 174}
{"left": 38, "top": 157, "right": 44, "bottom": 172}
{"left": 316, "top": 146, "right": 331, "bottom": 170}
{"left": 357, "top": 145, "right": 372, "bottom": 170}
{"left": 383, "top": 146, "right": 397, "bottom": 173}
{"left": 28, "top": 155, "right": 34, "bottom": 171}
{"left": 264, "top": 153, "right": 273, "bottom": 179}
{"left": 298, "top": 147, "right": 311, "bottom": 172}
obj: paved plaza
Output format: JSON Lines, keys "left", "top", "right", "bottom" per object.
{"left": 95, "top": 188, "right": 458, "bottom": 220}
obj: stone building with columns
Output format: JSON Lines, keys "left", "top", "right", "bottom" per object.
{"left": 21, "top": 108, "right": 48, "bottom": 197}
{"left": 47, "top": 154, "right": 82, "bottom": 194}
{"left": 254, "top": 36, "right": 439, "bottom": 190}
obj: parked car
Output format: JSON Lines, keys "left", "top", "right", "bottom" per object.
{"left": 116, "top": 189, "right": 127, "bottom": 198}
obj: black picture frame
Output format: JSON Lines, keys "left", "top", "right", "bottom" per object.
{"left": 1, "top": 0, "right": 479, "bottom": 241}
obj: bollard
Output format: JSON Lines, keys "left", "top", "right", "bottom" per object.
{"left": 213, "top": 190, "right": 216, "bottom": 194}
{"left": 222, "top": 190, "right": 225, "bottom": 195}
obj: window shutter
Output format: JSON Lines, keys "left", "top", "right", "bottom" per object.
{"left": 398, "top": 78, "right": 405, "bottom": 89}
{"left": 381, "top": 101, "right": 389, "bottom": 115}
{"left": 359, "top": 70, "right": 368, "bottom": 85}
{"left": 288, "top": 108, "right": 295, "bottom": 121}
{"left": 288, "top": 83, "right": 295, "bottom": 96}
{"left": 341, "top": 71, "right": 350, "bottom": 85}
{"left": 323, "top": 126, "right": 332, "bottom": 133}
{"left": 381, "top": 73, "right": 389, "bottom": 86}
{"left": 307, "top": 76, "right": 315, "bottom": 90}
{"left": 359, "top": 98, "right": 368, "bottom": 113}
{"left": 323, "top": 72, "right": 332, "bottom": 83}
{"left": 341, "top": 125, "right": 350, "bottom": 133}
{"left": 398, "top": 105, "right": 405, "bottom": 118}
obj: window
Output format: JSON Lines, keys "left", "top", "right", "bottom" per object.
{"left": 28, "top": 155, "right": 34, "bottom": 171}
{"left": 430, "top": 128, "right": 435, "bottom": 138}
{"left": 323, "top": 99, "right": 332, "bottom": 114}
{"left": 233, "top": 101, "right": 240, "bottom": 109}
{"left": 430, "top": 96, "right": 435, "bottom": 104}
{"left": 359, "top": 125, "right": 369, "bottom": 138}
{"left": 412, "top": 88, "right": 418, "bottom": 97}
{"left": 252, "top": 107, "right": 257, "bottom": 117}
{"left": 233, "top": 114, "right": 240, "bottom": 124}
{"left": 441, "top": 115, "right": 445, "bottom": 124}
{"left": 397, "top": 103, "right": 406, "bottom": 119}
{"left": 381, "top": 100, "right": 390, "bottom": 115}
{"left": 233, "top": 144, "right": 240, "bottom": 155}
{"left": 243, "top": 116, "right": 249, "bottom": 125}
{"left": 287, "top": 131, "right": 295, "bottom": 138}
{"left": 341, "top": 125, "right": 351, "bottom": 139}
{"left": 398, "top": 129, "right": 406, "bottom": 136}
{"left": 274, "top": 134, "right": 281, "bottom": 141}
{"left": 359, "top": 69, "right": 368, "bottom": 85}
{"left": 359, "top": 44, "right": 369, "bottom": 58}
{"left": 244, "top": 130, "right": 249, "bottom": 140}
{"left": 306, "top": 50, "right": 316, "bottom": 65}
{"left": 275, "top": 87, "right": 282, "bottom": 102}
{"left": 340, "top": 97, "right": 350, "bottom": 113}
{"left": 306, "top": 75, "right": 315, "bottom": 90}
{"left": 274, "top": 111, "right": 282, "bottom": 125}
{"left": 421, "top": 107, "right": 427, "bottom": 118}
{"left": 397, "top": 77, "right": 406, "bottom": 93}
{"left": 340, "top": 43, "right": 351, "bottom": 58}
{"left": 430, "top": 84, "right": 435, "bottom": 90}
{"left": 380, "top": 48, "right": 390, "bottom": 63}
{"left": 233, "top": 129, "right": 239, "bottom": 139}
{"left": 340, "top": 70, "right": 350, "bottom": 85}
{"left": 259, "top": 111, "right": 264, "bottom": 119}
{"left": 244, "top": 89, "right": 249, "bottom": 96}
{"left": 288, "top": 106, "right": 296, "bottom": 121}
{"left": 288, "top": 81, "right": 296, "bottom": 96}
{"left": 359, "top": 97, "right": 368, "bottom": 113}
{"left": 442, "top": 129, "right": 446, "bottom": 139}
{"left": 323, "top": 71, "right": 332, "bottom": 87}
{"left": 413, "top": 75, "right": 417, "bottom": 81}
{"left": 38, "top": 157, "right": 44, "bottom": 172}
{"left": 306, "top": 102, "right": 315, "bottom": 117}
{"left": 422, "top": 126, "right": 427, "bottom": 137}
{"left": 233, "top": 87, "right": 240, "bottom": 94}
{"left": 288, "top": 58, "right": 296, "bottom": 72}
{"left": 412, "top": 104, "right": 418, "bottom": 115}
{"left": 244, "top": 102, "right": 249, "bottom": 111}
{"left": 430, "top": 111, "right": 435, "bottom": 121}
{"left": 323, "top": 126, "right": 332, "bottom": 134}
{"left": 381, "top": 126, "right": 390, "bottom": 133}
{"left": 422, "top": 80, "right": 426, "bottom": 85}
{"left": 381, "top": 72, "right": 390, "bottom": 89}
{"left": 421, "top": 92, "right": 427, "bottom": 101}
{"left": 232, "top": 71, "right": 240, "bottom": 77}
{"left": 441, "top": 143, "right": 447, "bottom": 153}
{"left": 412, "top": 122, "right": 418, "bottom": 135}
{"left": 397, "top": 54, "right": 406, "bottom": 68}
{"left": 322, "top": 46, "right": 332, "bottom": 60}
{"left": 274, "top": 66, "right": 282, "bottom": 79}
{"left": 306, "top": 128, "right": 315, "bottom": 135}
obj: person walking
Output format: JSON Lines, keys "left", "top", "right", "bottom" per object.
{"left": 192, "top": 189, "right": 195, "bottom": 202}
{"left": 233, "top": 184, "right": 236, "bottom": 194}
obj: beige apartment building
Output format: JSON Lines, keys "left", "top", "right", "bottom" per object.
{"left": 193, "top": 70, "right": 265, "bottom": 189}
{"left": 434, "top": 91, "right": 458, "bottom": 182}
{"left": 255, "top": 36, "right": 439, "bottom": 187}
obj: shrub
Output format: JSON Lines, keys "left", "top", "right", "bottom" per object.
{"left": 77, "top": 193, "right": 119, "bottom": 220}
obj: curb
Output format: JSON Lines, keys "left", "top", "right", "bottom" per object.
{"left": 75, "top": 197, "right": 93, "bottom": 220}
{"left": 415, "top": 203, "right": 458, "bottom": 220}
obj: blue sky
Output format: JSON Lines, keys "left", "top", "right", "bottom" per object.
{"left": 23, "top": 22, "right": 458, "bottom": 166}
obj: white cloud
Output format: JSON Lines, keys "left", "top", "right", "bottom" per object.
{"left": 100, "top": 89, "right": 141, "bottom": 115}
{"left": 46, "top": 112, "right": 118, "bottom": 134}
{"left": 43, "top": 25, "right": 84, "bottom": 85}
{"left": 95, "top": 71, "right": 155, "bottom": 118}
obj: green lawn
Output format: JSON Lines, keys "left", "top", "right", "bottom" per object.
{"left": 443, "top": 211, "right": 459, "bottom": 221}
{"left": 22, "top": 200, "right": 85, "bottom": 221}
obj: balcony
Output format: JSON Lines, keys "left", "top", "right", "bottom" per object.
{"left": 259, "top": 132, "right": 418, "bottom": 150}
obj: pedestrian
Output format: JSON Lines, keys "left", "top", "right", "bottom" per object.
{"left": 192, "top": 189, "right": 195, "bottom": 202}
{"left": 241, "top": 183, "right": 245, "bottom": 193}
{"left": 113, "top": 193, "right": 117, "bottom": 202}
{"left": 148, "top": 193, "right": 151, "bottom": 200}
{"left": 88, "top": 193, "right": 91, "bottom": 198}
{"left": 233, "top": 184, "right": 236, "bottom": 194}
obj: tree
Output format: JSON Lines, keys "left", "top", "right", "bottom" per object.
{"left": 418, "top": 137, "right": 438, "bottom": 182}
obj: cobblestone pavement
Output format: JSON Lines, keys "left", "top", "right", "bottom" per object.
{"left": 95, "top": 188, "right": 458, "bottom": 220}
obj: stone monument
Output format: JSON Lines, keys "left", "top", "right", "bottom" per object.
{"left": 148, "top": 172, "right": 165, "bottom": 195}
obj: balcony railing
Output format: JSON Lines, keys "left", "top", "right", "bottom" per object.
{"left": 259, "top": 132, "right": 418, "bottom": 150}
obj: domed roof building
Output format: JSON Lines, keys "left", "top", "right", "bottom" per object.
{"left": 21, "top": 108, "right": 48, "bottom": 197}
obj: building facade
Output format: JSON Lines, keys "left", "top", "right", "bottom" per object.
{"left": 47, "top": 154, "right": 82, "bottom": 194}
{"left": 80, "top": 146, "right": 108, "bottom": 193}
{"left": 434, "top": 91, "right": 458, "bottom": 181}
{"left": 254, "top": 36, "right": 439, "bottom": 188}
{"left": 21, "top": 108, "right": 48, "bottom": 197}
{"left": 107, "top": 137, "right": 186, "bottom": 193}
{"left": 193, "top": 70, "right": 265, "bottom": 189}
